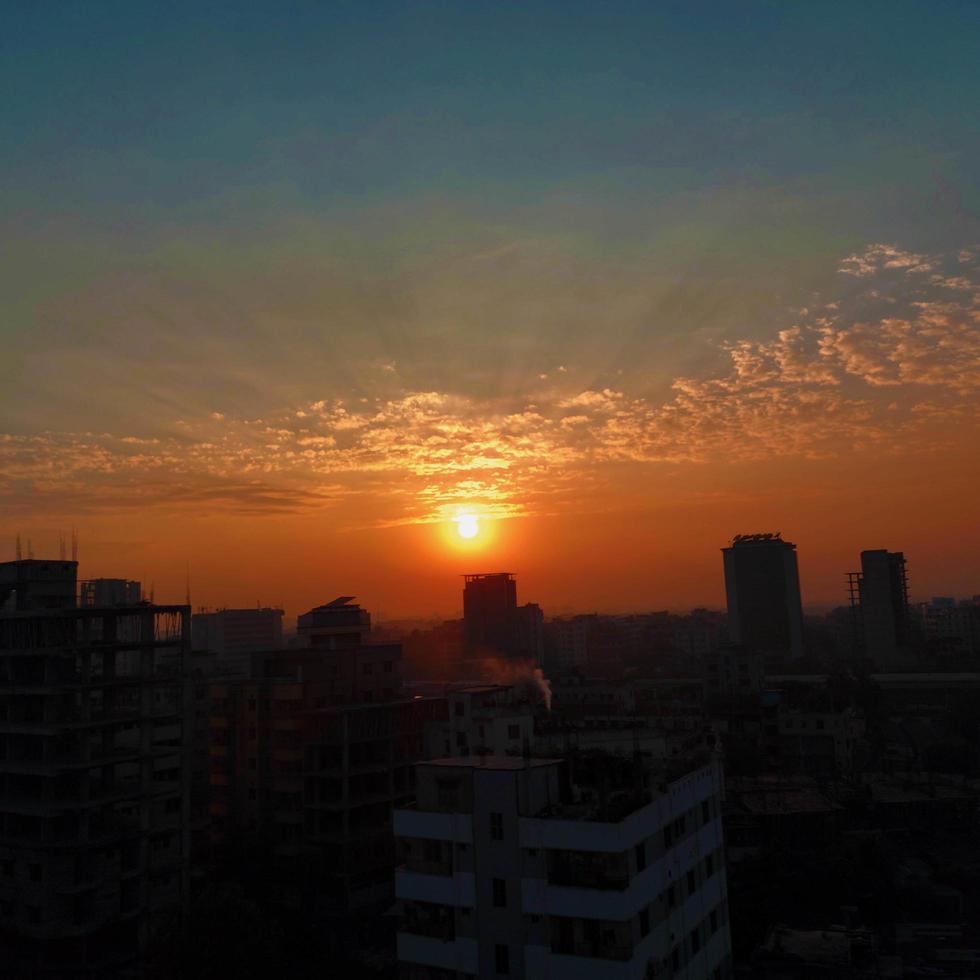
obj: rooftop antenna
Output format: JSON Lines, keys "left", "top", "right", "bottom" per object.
{"left": 185, "top": 562, "right": 191, "bottom": 608}
{"left": 59, "top": 533, "right": 67, "bottom": 560}
{"left": 27, "top": 538, "right": 34, "bottom": 560}
{"left": 149, "top": 581, "right": 155, "bottom": 603}
{"left": 15, "top": 534, "right": 22, "bottom": 560}
{"left": 71, "top": 528, "right": 78, "bottom": 563}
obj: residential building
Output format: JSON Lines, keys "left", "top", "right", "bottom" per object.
{"left": 431, "top": 685, "right": 536, "bottom": 759}
{"left": 723, "top": 534, "right": 804, "bottom": 661}
{"left": 0, "top": 559, "right": 190, "bottom": 976}
{"left": 849, "top": 550, "right": 912, "bottom": 668}
{"left": 394, "top": 753, "right": 732, "bottom": 979}
{"left": 191, "top": 607, "right": 283, "bottom": 669}
{"left": 79, "top": 579, "right": 142, "bottom": 607}
{"left": 0, "top": 559, "right": 78, "bottom": 613}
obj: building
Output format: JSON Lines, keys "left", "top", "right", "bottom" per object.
{"left": 703, "top": 646, "right": 765, "bottom": 702}
{"left": 463, "top": 574, "right": 519, "bottom": 661}
{"left": 430, "top": 685, "right": 536, "bottom": 759}
{"left": 190, "top": 607, "right": 283, "bottom": 666}
{"left": 848, "top": 550, "right": 912, "bottom": 668}
{"left": 297, "top": 596, "right": 371, "bottom": 648}
{"left": 79, "top": 578, "right": 142, "bottom": 607}
{"left": 0, "top": 559, "right": 78, "bottom": 612}
{"left": 394, "top": 753, "right": 731, "bottom": 979}
{"left": 0, "top": 559, "right": 190, "bottom": 976}
{"left": 723, "top": 534, "right": 804, "bottom": 661}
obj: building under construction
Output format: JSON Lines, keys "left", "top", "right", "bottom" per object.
{"left": 0, "top": 559, "right": 191, "bottom": 977}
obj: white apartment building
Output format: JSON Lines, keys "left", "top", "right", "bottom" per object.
{"left": 394, "top": 755, "right": 731, "bottom": 980}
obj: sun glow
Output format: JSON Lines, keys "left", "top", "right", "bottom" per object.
{"left": 456, "top": 514, "right": 480, "bottom": 539}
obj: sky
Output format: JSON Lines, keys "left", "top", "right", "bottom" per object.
{"left": 2, "top": 1, "right": 978, "bottom": 619}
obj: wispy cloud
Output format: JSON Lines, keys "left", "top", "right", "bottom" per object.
{"left": 2, "top": 244, "right": 976, "bottom": 526}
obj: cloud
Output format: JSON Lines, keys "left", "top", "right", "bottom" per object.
{"left": 2, "top": 244, "right": 977, "bottom": 526}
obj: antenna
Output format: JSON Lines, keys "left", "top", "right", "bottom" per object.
{"left": 71, "top": 528, "right": 78, "bottom": 563}
{"left": 185, "top": 562, "right": 191, "bottom": 607}
{"left": 149, "top": 582, "right": 155, "bottom": 603}
{"left": 59, "top": 533, "right": 67, "bottom": 560}
{"left": 15, "top": 534, "right": 22, "bottom": 561}
{"left": 27, "top": 538, "right": 34, "bottom": 560}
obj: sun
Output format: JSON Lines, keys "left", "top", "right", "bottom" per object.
{"left": 456, "top": 514, "right": 480, "bottom": 539}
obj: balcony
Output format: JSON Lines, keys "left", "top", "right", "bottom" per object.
{"left": 396, "top": 869, "right": 475, "bottom": 908}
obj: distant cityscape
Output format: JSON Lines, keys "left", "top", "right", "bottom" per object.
{"left": 1, "top": 532, "right": 978, "bottom": 978}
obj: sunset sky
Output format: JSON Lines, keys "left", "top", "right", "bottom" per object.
{"left": 2, "top": 2, "right": 978, "bottom": 619}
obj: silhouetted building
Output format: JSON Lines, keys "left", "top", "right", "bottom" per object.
{"left": 0, "top": 558, "right": 191, "bottom": 976}
{"left": 395, "top": 753, "right": 731, "bottom": 978}
{"left": 0, "top": 559, "right": 78, "bottom": 612}
{"left": 191, "top": 607, "right": 283, "bottom": 668}
{"left": 463, "top": 573, "right": 518, "bottom": 660}
{"left": 849, "top": 550, "right": 912, "bottom": 668}
{"left": 79, "top": 578, "right": 142, "bottom": 607}
{"left": 723, "top": 534, "right": 804, "bottom": 661}
{"left": 515, "top": 602, "right": 544, "bottom": 662}
{"left": 298, "top": 595, "right": 371, "bottom": 648}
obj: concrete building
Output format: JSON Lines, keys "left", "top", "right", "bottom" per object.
{"left": 79, "top": 578, "right": 142, "bottom": 608}
{"left": 849, "top": 550, "right": 912, "bottom": 668}
{"left": 722, "top": 534, "right": 804, "bottom": 661}
{"left": 394, "top": 753, "right": 731, "bottom": 979}
{"left": 190, "top": 606, "right": 283, "bottom": 667}
{"left": 463, "top": 574, "right": 519, "bottom": 661}
{"left": 430, "top": 685, "right": 536, "bottom": 759}
{"left": 0, "top": 559, "right": 78, "bottom": 613}
{"left": 0, "top": 559, "right": 190, "bottom": 976}
{"left": 703, "top": 646, "right": 765, "bottom": 702}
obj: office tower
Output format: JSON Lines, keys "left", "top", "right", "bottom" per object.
{"left": 395, "top": 753, "right": 732, "bottom": 979}
{"left": 463, "top": 573, "right": 518, "bottom": 660}
{"left": 190, "top": 607, "right": 283, "bottom": 674}
{"left": 722, "top": 533, "right": 804, "bottom": 661}
{"left": 0, "top": 559, "right": 190, "bottom": 975}
{"left": 79, "top": 578, "right": 142, "bottom": 607}
{"left": 848, "top": 549, "right": 911, "bottom": 667}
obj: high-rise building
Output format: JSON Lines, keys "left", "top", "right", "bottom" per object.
{"left": 0, "top": 559, "right": 190, "bottom": 975}
{"left": 849, "top": 550, "right": 912, "bottom": 667}
{"left": 394, "top": 753, "right": 732, "bottom": 979}
{"left": 722, "top": 534, "right": 804, "bottom": 661}
{"left": 463, "top": 573, "right": 518, "bottom": 660}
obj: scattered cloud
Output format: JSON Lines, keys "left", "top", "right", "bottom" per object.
{"left": 2, "top": 244, "right": 976, "bottom": 526}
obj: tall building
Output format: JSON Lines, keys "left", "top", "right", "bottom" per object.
{"left": 849, "top": 549, "right": 912, "bottom": 668}
{"left": 0, "top": 559, "right": 190, "bottom": 976}
{"left": 722, "top": 534, "right": 804, "bottom": 661}
{"left": 463, "top": 573, "right": 518, "bottom": 660}
{"left": 395, "top": 753, "right": 732, "bottom": 979}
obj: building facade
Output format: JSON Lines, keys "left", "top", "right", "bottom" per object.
{"left": 395, "top": 755, "right": 732, "bottom": 979}
{"left": 722, "top": 534, "right": 804, "bottom": 661}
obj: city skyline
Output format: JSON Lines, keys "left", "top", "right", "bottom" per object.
{"left": 3, "top": 3, "right": 979, "bottom": 618}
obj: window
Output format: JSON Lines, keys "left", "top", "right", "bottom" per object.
{"left": 671, "top": 946, "right": 680, "bottom": 971}
{"left": 817, "top": 718, "right": 825, "bottom": 730}
{"left": 248, "top": 757, "right": 257, "bottom": 770}
{"left": 705, "top": 854, "right": 714, "bottom": 877}
{"left": 687, "top": 869, "right": 697, "bottom": 895}
{"left": 702, "top": 800, "right": 711, "bottom": 825}
{"left": 666, "top": 884, "right": 676, "bottom": 909}
{"left": 492, "top": 878, "right": 507, "bottom": 907}
{"left": 495, "top": 944, "right": 510, "bottom": 974}
{"left": 384, "top": 661, "right": 393, "bottom": 673}
{"left": 248, "top": 727, "right": 256, "bottom": 740}
{"left": 28, "top": 864, "right": 41, "bottom": 882}
{"left": 663, "top": 825, "right": 673, "bottom": 848}
{"left": 690, "top": 925, "right": 701, "bottom": 954}
{"left": 635, "top": 842, "right": 646, "bottom": 872}
{"left": 1, "top": 861, "right": 12, "bottom": 877}
{"left": 454, "top": 702, "right": 465, "bottom": 717}
{"left": 362, "top": 663, "right": 373, "bottom": 675}
{"left": 507, "top": 724, "right": 520, "bottom": 739}
{"left": 490, "top": 812, "right": 503, "bottom": 840}
{"left": 639, "top": 907, "right": 650, "bottom": 937}
{"left": 710, "top": 909, "right": 719, "bottom": 934}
